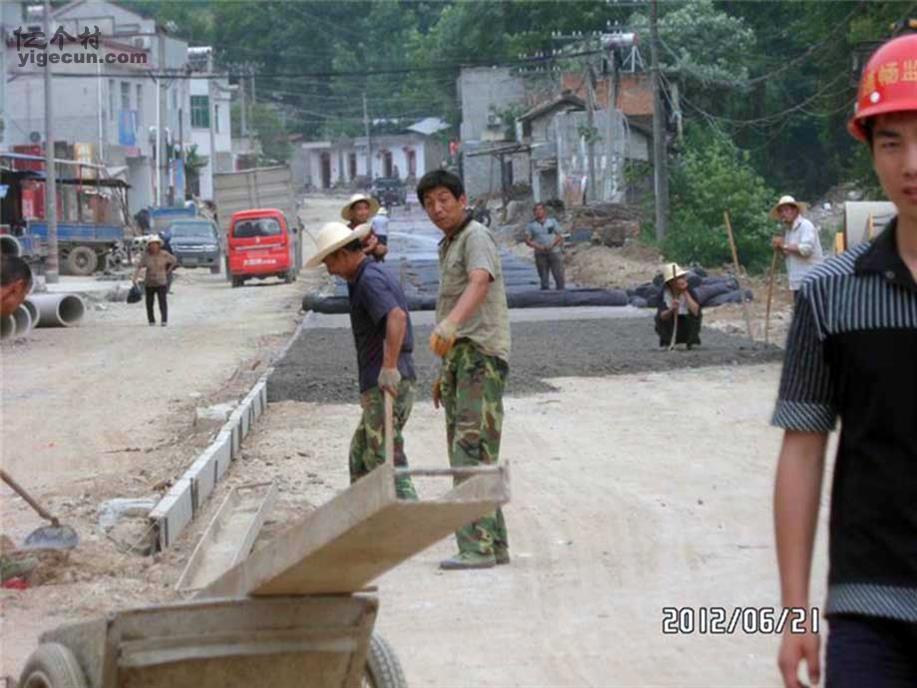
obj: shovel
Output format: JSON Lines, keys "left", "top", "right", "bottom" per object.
{"left": 0, "top": 469, "right": 79, "bottom": 550}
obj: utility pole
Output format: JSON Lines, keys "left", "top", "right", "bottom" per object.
{"left": 96, "top": 59, "right": 104, "bottom": 170}
{"left": 208, "top": 77, "right": 217, "bottom": 199}
{"left": 239, "top": 68, "right": 247, "bottom": 138}
{"left": 363, "top": 93, "right": 371, "bottom": 181}
{"left": 584, "top": 62, "right": 597, "bottom": 204}
{"left": 156, "top": 27, "right": 167, "bottom": 206}
{"left": 606, "top": 44, "right": 618, "bottom": 202}
{"left": 650, "top": 0, "right": 669, "bottom": 241}
{"left": 42, "top": 0, "right": 59, "bottom": 283}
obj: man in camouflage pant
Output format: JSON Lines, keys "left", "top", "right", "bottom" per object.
{"left": 350, "top": 380, "right": 417, "bottom": 499}
{"left": 306, "top": 221, "right": 417, "bottom": 500}
{"left": 417, "top": 169, "right": 511, "bottom": 570}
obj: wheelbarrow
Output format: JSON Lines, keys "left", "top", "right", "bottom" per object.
{"left": 18, "top": 460, "right": 510, "bottom": 688}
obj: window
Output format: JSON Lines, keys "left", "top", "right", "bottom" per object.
{"left": 191, "top": 95, "right": 210, "bottom": 128}
{"left": 120, "top": 81, "right": 130, "bottom": 111}
{"left": 348, "top": 153, "right": 357, "bottom": 180}
{"left": 214, "top": 104, "right": 220, "bottom": 134}
{"left": 136, "top": 85, "right": 143, "bottom": 126}
{"left": 232, "top": 218, "right": 281, "bottom": 238}
{"left": 109, "top": 79, "right": 115, "bottom": 120}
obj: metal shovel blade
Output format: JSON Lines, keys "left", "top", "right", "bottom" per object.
{"left": 22, "top": 525, "right": 79, "bottom": 550}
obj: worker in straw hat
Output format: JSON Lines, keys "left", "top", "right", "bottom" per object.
{"left": 341, "top": 193, "right": 388, "bottom": 262}
{"left": 132, "top": 235, "right": 176, "bottom": 327}
{"left": 772, "top": 29, "right": 917, "bottom": 688}
{"left": 769, "top": 194, "right": 824, "bottom": 301}
{"left": 305, "top": 222, "right": 418, "bottom": 499}
{"left": 654, "top": 262, "right": 702, "bottom": 349}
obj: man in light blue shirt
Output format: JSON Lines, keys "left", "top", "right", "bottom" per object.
{"left": 524, "top": 203, "right": 565, "bottom": 290}
{"left": 371, "top": 206, "right": 390, "bottom": 245}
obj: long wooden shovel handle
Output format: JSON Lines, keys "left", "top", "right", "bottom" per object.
{"left": 0, "top": 469, "right": 58, "bottom": 525}
{"left": 764, "top": 248, "right": 779, "bottom": 345}
{"left": 383, "top": 391, "right": 395, "bottom": 468}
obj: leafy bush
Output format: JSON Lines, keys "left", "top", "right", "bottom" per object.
{"left": 663, "top": 125, "right": 776, "bottom": 272}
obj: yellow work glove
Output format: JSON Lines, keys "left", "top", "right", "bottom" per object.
{"left": 429, "top": 319, "right": 458, "bottom": 358}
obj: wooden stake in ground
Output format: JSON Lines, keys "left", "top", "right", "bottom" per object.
{"left": 723, "top": 210, "right": 755, "bottom": 343}
{"left": 668, "top": 295, "right": 680, "bottom": 351}
{"left": 764, "top": 248, "right": 779, "bottom": 345}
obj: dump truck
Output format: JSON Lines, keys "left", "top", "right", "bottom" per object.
{"left": 213, "top": 166, "right": 303, "bottom": 280}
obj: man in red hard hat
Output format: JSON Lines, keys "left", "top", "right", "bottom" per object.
{"left": 772, "top": 32, "right": 917, "bottom": 688}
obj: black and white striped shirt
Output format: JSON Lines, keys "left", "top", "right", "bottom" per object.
{"left": 773, "top": 218, "right": 917, "bottom": 622}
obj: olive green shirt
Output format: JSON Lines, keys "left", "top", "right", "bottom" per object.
{"left": 436, "top": 218, "right": 511, "bottom": 361}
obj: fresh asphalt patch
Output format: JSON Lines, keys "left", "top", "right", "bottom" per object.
{"left": 268, "top": 317, "right": 784, "bottom": 404}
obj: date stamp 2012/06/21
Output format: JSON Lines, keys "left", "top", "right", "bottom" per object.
{"left": 661, "top": 607, "right": 820, "bottom": 635}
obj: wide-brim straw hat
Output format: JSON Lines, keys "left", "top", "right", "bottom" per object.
{"left": 340, "top": 193, "right": 380, "bottom": 221}
{"left": 661, "top": 262, "right": 688, "bottom": 284}
{"left": 769, "top": 195, "right": 808, "bottom": 220}
{"left": 147, "top": 235, "right": 163, "bottom": 245}
{"left": 305, "top": 222, "right": 370, "bottom": 268}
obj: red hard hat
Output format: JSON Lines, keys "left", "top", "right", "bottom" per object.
{"left": 848, "top": 33, "right": 917, "bottom": 141}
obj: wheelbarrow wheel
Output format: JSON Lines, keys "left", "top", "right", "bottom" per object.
{"left": 20, "top": 643, "right": 88, "bottom": 688}
{"left": 363, "top": 633, "right": 407, "bottom": 688}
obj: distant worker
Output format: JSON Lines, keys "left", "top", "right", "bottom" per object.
{"left": 306, "top": 222, "right": 418, "bottom": 499}
{"left": 773, "top": 32, "right": 917, "bottom": 688}
{"left": 0, "top": 254, "right": 33, "bottom": 317}
{"left": 769, "top": 195, "right": 824, "bottom": 301}
{"left": 134, "top": 208, "right": 151, "bottom": 233}
{"left": 524, "top": 202, "right": 565, "bottom": 290}
{"left": 159, "top": 230, "right": 175, "bottom": 293}
{"left": 342, "top": 193, "right": 387, "bottom": 262}
{"left": 372, "top": 207, "right": 390, "bottom": 250}
{"left": 654, "top": 263, "right": 702, "bottom": 349}
{"left": 132, "top": 236, "right": 176, "bottom": 327}
{"left": 418, "top": 169, "right": 511, "bottom": 570}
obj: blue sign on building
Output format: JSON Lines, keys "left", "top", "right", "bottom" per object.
{"left": 118, "top": 110, "right": 137, "bottom": 147}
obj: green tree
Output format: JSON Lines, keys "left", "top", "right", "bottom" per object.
{"left": 662, "top": 124, "right": 775, "bottom": 272}
{"left": 248, "top": 104, "right": 290, "bottom": 164}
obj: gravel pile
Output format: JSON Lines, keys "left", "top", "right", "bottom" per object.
{"left": 268, "top": 318, "right": 783, "bottom": 405}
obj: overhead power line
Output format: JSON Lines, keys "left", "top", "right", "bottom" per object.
{"left": 41, "top": 48, "right": 604, "bottom": 80}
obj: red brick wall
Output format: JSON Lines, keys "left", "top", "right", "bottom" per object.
{"left": 561, "top": 72, "right": 653, "bottom": 117}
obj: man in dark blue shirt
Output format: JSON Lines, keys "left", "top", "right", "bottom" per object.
{"left": 306, "top": 222, "right": 418, "bottom": 498}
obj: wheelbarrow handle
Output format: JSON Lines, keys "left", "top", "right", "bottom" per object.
{"left": 0, "top": 469, "right": 60, "bottom": 526}
{"left": 394, "top": 466, "right": 508, "bottom": 478}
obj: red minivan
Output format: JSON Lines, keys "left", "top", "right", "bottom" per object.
{"left": 227, "top": 209, "right": 298, "bottom": 288}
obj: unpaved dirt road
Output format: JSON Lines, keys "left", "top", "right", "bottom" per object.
{"left": 205, "top": 363, "right": 833, "bottom": 687}
{"left": 0, "top": 195, "right": 344, "bottom": 678}
{"left": 1, "top": 196, "right": 833, "bottom": 686}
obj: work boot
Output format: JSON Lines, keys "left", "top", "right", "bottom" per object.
{"left": 494, "top": 547, "right": 510, "bottom": 565}
{"left": 439, "top": 552, "right": 496, "bottom": 570}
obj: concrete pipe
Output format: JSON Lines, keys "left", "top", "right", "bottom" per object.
{"left": 29, "top": 293, "right": 86, "bottom": 327}
{"left": 11, "top": 304, "right": 33, "bottom": 336}
{"left": 0, "top": 234, "right": 22, "bottom": 257}
{"left": 22, "top": 297, "right": 40, "bottom": 328}
{"left": 0, "top": 314, "right": 14, "bottom": 341}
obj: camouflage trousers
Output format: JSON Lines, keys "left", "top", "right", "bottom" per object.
{"left": 349, "top": 379, "right": 418, "bottom": 499}
{"left": 440, "top": 341, "right": 509, "bottom": 555}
